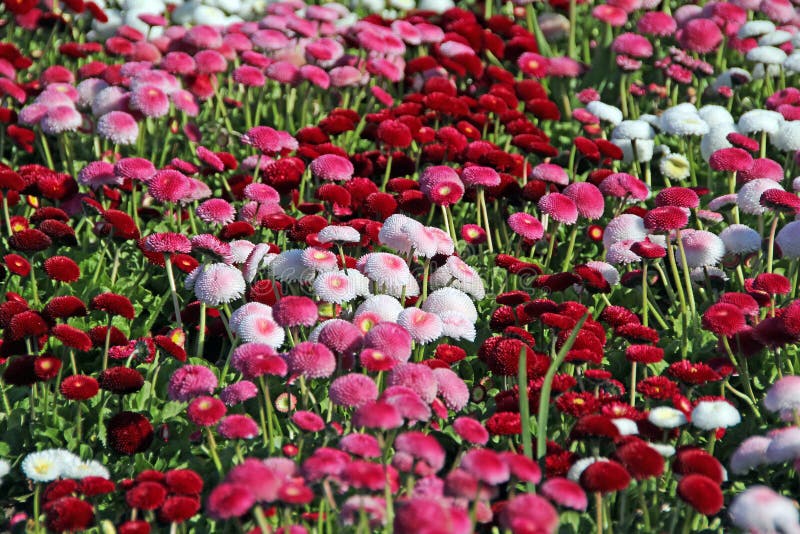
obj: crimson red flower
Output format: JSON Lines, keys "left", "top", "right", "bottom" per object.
{"left": 614, "top": 439, "right": 664, "bottom": 480}
{"left": 377, "top": 120, "right": 413, "bottom": 149}
{"left": 752, "top": 273, "right": 791, "bottom": 295}
{"left": 630, "top": 239, "right": 666, "bottom": 259}
{"left": 615, "top": 323, "right": 659, "bottom": 343}
{"left": 8, "top": 228, "right": 51, "bottom": 252}
{"left": 655, "top": 187, "right": 700, "bottom": 209}
{"left": 107, "top": 411, "right": 154, "bottom": 455}
{"left": 126, "top": 481, "right": 167, "bottom": 510}
{"left": 78, "top": 477, "right": 115, "bottom": 497}
{"left": 702, "top": 302, "right": 746, "bottom": 336}
{"left": 580, "top": 460, "right": 631, "bottom": 494}
{"left": 556, "top": 392, "right": 601, "bottom": 417}
{"left": 187, "top": 396, "right": 226, "bottom": 426}
{"left": 673, "top": 448, "right": 725, "bottom": 484}
{"left": 625, "top": 344, "right": 664, "bottom": 363}
{"left": 51, "top": 324, "right": 93, "bottom": 351}
{"left": 118, "top": 520, "right": 150, "bottom": 534}
{"left": 160, "top": 496, "right": 200, "bottom": 523}
{"left": 709, "top": 147, "right": 753, "bottom": 172}
{"left": 44, "top": 497, "right": 94, "bottom": 533}
{"left": 165, "top": 469, "right": 204, "bottom": 495}
{"left": 485, "top": 412, "right": 522, "bottom": 435}
{"left": 668, "top": 360, "right": 722, "bottom": 385}
{"left": 60, "top": 374, "right": 99, "bottom": 400}
{"left": 677, "top": 474, "right": 724, "bottom": 516}
{"left": 644, "top": 206, "right": 688, "bottom": 232}
{"left": 4, "top": 253, "right": 30, "bottom": 276}
{"left": 43, "top": 295, "right": 87, "bottom": 320}
{"left": 570, "top": 414, "right": 621, "bottom": 441}
{"left": 90, "top": 293, "right": 135, "bottom": 320}
{"left": 8, "top": 310, "right": 48, "bottom": 340}
{"left": 99, "top": 367, "right": 145, "bottom": 394}
{"left": 760, "top": 189, "right": 800, "bottom": 214}
{"left": 637, "top": 376, "right": 679, "bottom": 400}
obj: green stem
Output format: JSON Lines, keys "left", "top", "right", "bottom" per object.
{"left": 164, "top": 255, "right": 184, "bottom": 330}
{"left": 478, "top": 188, "right": 494, "bottom": 253}
{"left": 560, "top": 225, "right": 580, "bottom": 272}
{"left": 536, "top": 313, "right": 589, "bottom": 459}
{"left": 205, "top": 427, "right": 223, "bottom": 475}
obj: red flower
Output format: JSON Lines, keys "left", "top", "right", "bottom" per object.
{"left": 580, "top": 460, "right": 631, "bottom": 494}
{"left": 485, "top": 412, "right": 522, "bottom": 435}
{"left": 99, "top": 367, "right": 145, "bottom": 394}
{"left": 752, "top": 273, "right": 792, "bottom": 295}
{"left": 677, "top": 474, "right": 723, "bottom": 515}
{"left": 8, "top": 228, "right": 51, "bottom": 252}
{"left": 4, "top": 253, "right": 30, "bottom": 276}
{"left": 165, "top": 469, "right": 204, "bottom": 495}
{"left": 702, "top": 302, "right": 746, "bottom": 336}
{"left": 8, "top": 310, "right": 48, "bottom": 340}
{"left": 90, "top": 293, "right": 135, "bottom": 320}
{"left": 43, "top": 295, "right": 87, "bottom": 320}
{"left": 79, "top": 477, "right": 115, "bottom": 497}
{"left": 668, "top": 360, "right": 722, "bottom": 385}
{"left": 637, "top": 376, "right": 679, "bottom": 400}
{"left": 625, "top": 344, "right": 664, "bottom": 363}
{"left": 643, "top": 206, "right": 688, "bottom": 232}
{"left": 126, "top": 481, "right": 167, "bottom": 510}
{"left": 60, "top": 375, "right": 99, "bottom": 401}
{"left": 51, "top": 324, "right": 93, "bottom": 351}
{"left": 673, "top": 448, "right": 725, "bottom": 484}
{"left": 570, "top": 414, "right": 621, "bottom": 441}
{"left": 44, "top": 497, "right": 94, "bottom": 533}
{"left": 159, "top": 496, "right": 200, "bottom": 523}
{"left": 614, "top": 439, "right": 664, "bottom": 480}
{"left": 107, "top": 411, "right": 154, "bottom": 455}
{"left": 556, "top": 392, "right": 601, "bottom": 417}
{"left": 187, "top": 396, "right": 226, "bottom": 426}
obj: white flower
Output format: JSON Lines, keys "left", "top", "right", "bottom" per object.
{"left": 417, "top": 0, "right": 454, "bottom": 12}
{"left": 611, "top": 418, "right": 639, "bottom": 436}
{"left": 720, "top": 224, "right": 762, "bottom": 255}
{"left": 603, "top": 214, "right": 647, "bottom": 249}
{"left": 659, "top": 108, "right": 709, "bottom": 136}
{"left": 738, "top": 20, "right": 776, "bottom": 39}
{"left": 567, "top": 457, "right": 605, "bottom": 481}
{"left": 698, "top": 105, "right": 735, "bottom": 128}
{"left": 660, "top": 153, "right": 691, "bottom": 181}
{"left": 647, "top": 406, "right": 687, "bottom": 429}
{"left": 612, "top": 138, "right": 655, "bottom": 163}
{"left": 785, "top": 53, "right": 800, "bottom": 74}
{"left": 730, "top": 436, "right": 772, "bottom": 474}
{"left": 422, "top": 287, "right": 477, "bottom": 323}
{"left": 737, "top": 179, "right": 784, "bottom": 215}
{"left": 270, "top": 249, "right": 315, "bottom": 283}
{"left": 586, "top": 101, "right": 623, "bottom": 125}
{"left": 229, "top": 302, "right": 272, "bottom": 332}
{"left": 611, "top": 120, "right": 655, "bottom": 140}
{"left": 191, "top": 263, "right": 246, "bottom": 307}
{"left": 771, "top": 121, "right": 800, "bottom": 151}
{"left": 691, "top": 400, "right": 741, "bottom": 430}
{"left": 751, "top": 63, "right": 782, "bottom": 80}
{"left": 776, "top": 221, "right": 800, "bottom": 259}
{"left": 759, "top": 30, "right": 792, "bottom": 46}
{"left": 794, "top": 176, "right": 800, "bottom": 192}
{"left": 317, "top": 225, "right": 361, "bottom": 244}
{"left": 747, "top": 46, "right": 787, "bottom": 65}
{"left": 62, "top": 459, "right": 110, "bottom": 480}
{"left": 738, "top": 109, "right": 784, "bottom": 135}
{"left": 0, "top": 459, "right": 10, "bottom": 484}
{"left": 22, "top": 449, "right": 78, "bottom": 482}
{"left": 438, "top": 311, "right": 476, "bottom": 342}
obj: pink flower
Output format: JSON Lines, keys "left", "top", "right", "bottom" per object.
{"left": 287, "top": 342, "right": 336, "bottom": 379}
{"left": 500, "top": 494, "right": 559, "bottom": 533}
{"left": 508, "top": 212, "right": 544, "bottom": 240}
{"left": 96, "top": 111, "right": 138, "bottom": 145}
{"left": 291, "top": 410, "right": 325, "bottom": 432}
{"left": 461, "top": 448, "right": 510, "bottom": 485}
{"left": 310, "top": 154, "right": 354, "bottom": 181}
{"left": 433, "top": 368, "right": 469, "bottom": 411}
{"left": 273, "top": 296, "right": 318, "bottom": 328}
{"left": 196, "top": 199, "right": 236, "bottom": 225}
{"left": 541, "top": 477, "right": 588, "bottom": 510}
{"left": 330, "top": 373, "right": 379, "bottom": 407}
{"left": 217, "top": 414, "right": 260, "bottom": 439}
{"left": 168, "top": 365, "right": 217, "bottom": 402}
{"left": 206, "top": 483, "right": 254, "bottom": 519}
{"left": 398, "top": 308, "right": 442, "bottom": 345}
{"left": 353, "top": 401, "right": 404, "bottom": 430}
{"left": 453, "top": 417, "right": 489, "bottom": 445}
{"left": 539, "top": 193, "right": 579, "bottom": 225}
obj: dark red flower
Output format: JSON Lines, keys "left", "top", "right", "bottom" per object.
{"left": 614, "top": 439, "right": 664, "bottom": 480}
{"left": 99, "top": 367, "right": 145, "bottom": 394}
{"left": 580, "top": 460, "right": 631, "bottom": 494}
{"left": 107, "top": 411, "right": 154, "bottom": 455}
{"left": 43, "top": 295, "right": 87, "bottom": 320}
{"left": 668, "top": 360, "right": 721, "bottom": 385}
{"left": 51, "top": 324, "right": 93, "bottom": 351}
{"left": 160, "top": 496, "right": 200, "bottom": 523}
{"left": 126, "top": 481, "right": 167, "bottom": 510}
{"left": 637, "top": 376, "right": 679, "bottom": 400}
{"left": 165, "top": 469, "right": 204, "bottom": 496}
{"left": 673, "top": 448, "right": 725, "bottom": 484}
{"left": 8, "top": 228, "right": 51, "bottom": 252}
{"left": 677, "top": 474, "right": 723, "bottom": 516}
{"left": 79, "top": 477, "right": 115, "bottom": 497}
{"left": 485, "top": 412, "right": 522, "bottom": 435}
{"left": 60, "top": 374, "right": 99, "bottom": 400}
{"left": 8, "top": 310, "right": 48, "bottom": 340}
{"left": 752, "top": 273, "right": 791, "bottom": 295}
{"left": 44, "top": 497, "right": 94, "bottom": 533}
{"left": 570, "top": 414, "right": 620, "bottom": 441}
{"left": 625, "top": 344, "right": 664, "bottom": 363}
{"left": 4, "top": 253, "right": 30, "bottom": 276}
{"left": 702, "top": 302, "right": 746, "bottom": 336}
{"left": 90, "top": 293, "right": 135, "bottom": 320}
